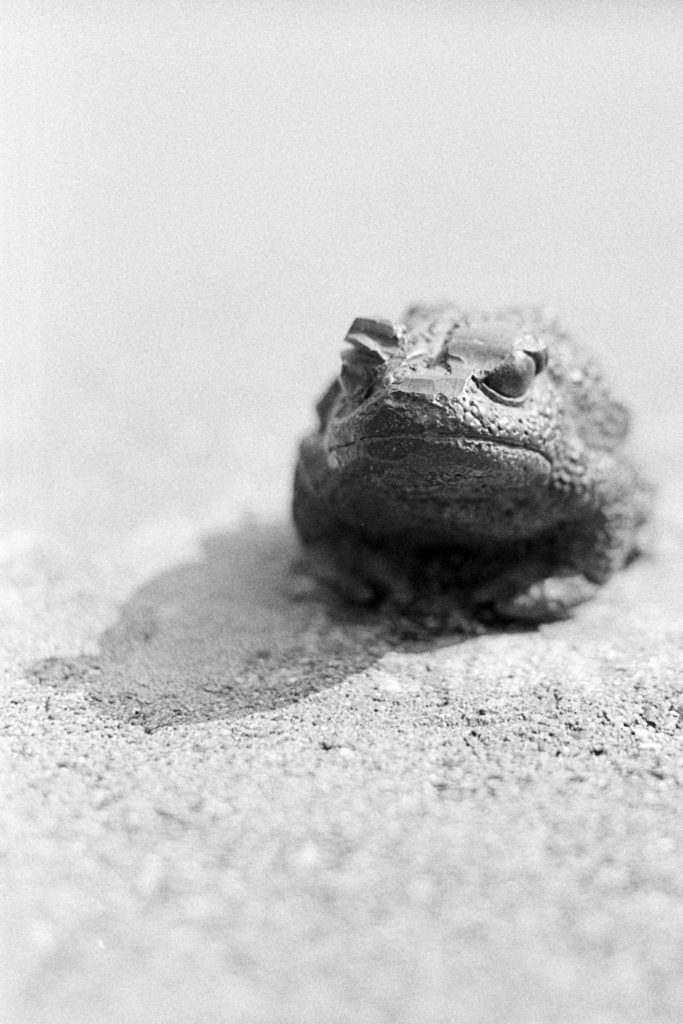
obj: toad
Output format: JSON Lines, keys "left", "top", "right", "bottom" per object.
{"left": 293, "top": 304, "right": 652, "bottom": 630}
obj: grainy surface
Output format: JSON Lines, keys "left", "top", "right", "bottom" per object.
{"left": 4, "top": 514, "right": 683, "bottom": 1024}
{"left": 2, "top": 4, "right": 683, "bottom": 1023}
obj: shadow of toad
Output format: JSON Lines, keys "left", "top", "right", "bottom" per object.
{"left": 26, "top": 523, "right": 424, "bottom": 731}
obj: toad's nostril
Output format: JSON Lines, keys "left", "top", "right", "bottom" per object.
{"left": 478, "top": 351, "right": 536, "bottom": 403}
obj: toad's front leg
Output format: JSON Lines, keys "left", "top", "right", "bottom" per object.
{"left": 293, "top": 466, "right": 417, "bottom": 607}
{"left": 473, "top": 567, "right": 599, "bottom": 623}
{"left": 298, "top": 533, "right": 416, "bottom": 608}
{"left": 470, "top": 495, "right": 648, "bottom": 623}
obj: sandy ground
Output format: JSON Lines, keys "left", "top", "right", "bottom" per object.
{"left": 3, "top": 4, "right": 683, "bottom": 1023}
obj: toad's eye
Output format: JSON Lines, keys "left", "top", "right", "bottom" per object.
{"left": 477, "top": 351, "right": 537, "bottom": 404}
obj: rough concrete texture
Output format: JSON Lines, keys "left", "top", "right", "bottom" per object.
{"left": 4, "top": 502, "right": 683, "bottom": 1024}
{"left": 3, "top": 4, "right": 683, "bottom": 1023}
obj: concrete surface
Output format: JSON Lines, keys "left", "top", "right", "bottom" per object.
{"left": 3, "top": 4, "right": 683, "bottom": 1023}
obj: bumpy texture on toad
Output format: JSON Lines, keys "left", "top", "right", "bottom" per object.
{"left": 293, "top": 304, "right": 653, "bottom": 626}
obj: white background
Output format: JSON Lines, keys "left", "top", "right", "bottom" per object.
{"left": 2, "top": 1, "right": 681, "bottom": 541}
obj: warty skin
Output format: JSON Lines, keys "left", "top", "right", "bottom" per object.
{"left": 293, "top": 304, "right": 652, "bottom": 628}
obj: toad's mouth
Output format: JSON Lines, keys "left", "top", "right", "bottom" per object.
{"left": 330, "top": 432, "right": 551, "bottom": 465}
{"left": 328, "top": 432, "right": 553, "bottom": 487}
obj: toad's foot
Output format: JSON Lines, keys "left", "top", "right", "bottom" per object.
{"left": 474, "top": 570, "right": 599, "bottom": 623}
{"left": 390, "top": 594, "right": 484, "bottom": 639}
{"left": 296, "top": 537, "right": 415, "bottom": 608}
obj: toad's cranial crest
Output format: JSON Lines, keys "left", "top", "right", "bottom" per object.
{"left": 293, "top": 303, "right": 653, "bottom": 630}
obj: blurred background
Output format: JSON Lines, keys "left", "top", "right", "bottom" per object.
{"left": 2, "top": 1, "right": 681, "bottom": 545}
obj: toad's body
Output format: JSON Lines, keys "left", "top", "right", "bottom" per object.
{"left": 293, "top": 304, "right": 652, "bottom": 626}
